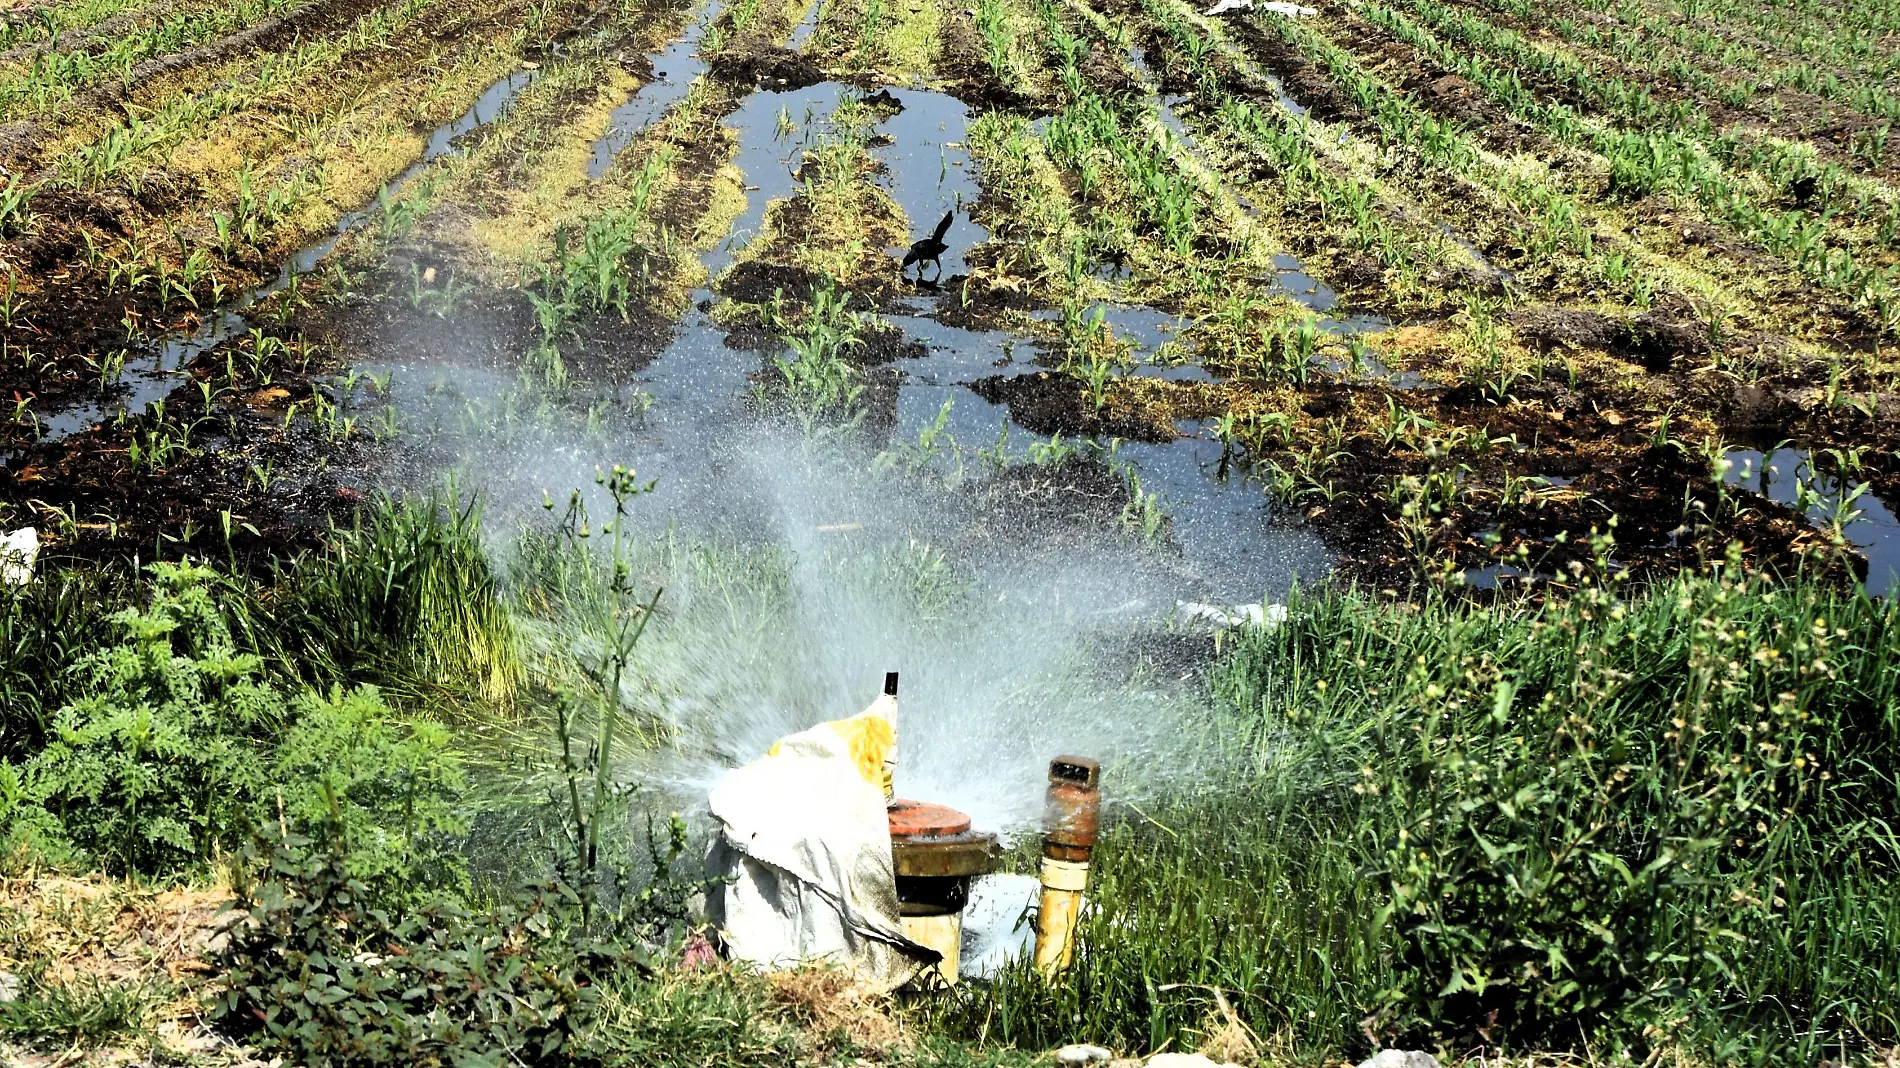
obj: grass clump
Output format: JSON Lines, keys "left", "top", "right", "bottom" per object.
{"left": 0, "top": 566, "right": 137, "bottom": 763}
{"left": 264, "top": 491, "right": 524, "bottom": 709}
{"left": 0, "top": 974, "right": 164, "bottom": 1045}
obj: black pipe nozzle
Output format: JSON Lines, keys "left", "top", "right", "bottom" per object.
{"left": 884, "top": 671, "right": 899, "bottom": 696}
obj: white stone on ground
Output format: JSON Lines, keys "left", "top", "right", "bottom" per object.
{"left": 1357, "top": 1051, "right": 1441, "bottom": 1068}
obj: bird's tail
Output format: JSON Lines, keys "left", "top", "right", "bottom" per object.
{"left": 932, "top": 210, "right": 954, "bottom": 242}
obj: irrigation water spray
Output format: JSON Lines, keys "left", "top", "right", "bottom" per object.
{"left": 369, "top": 311, "right": 1314, "bottom": 833}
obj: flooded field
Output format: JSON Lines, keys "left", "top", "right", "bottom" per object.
{"left": 0, "top": 0, "right": 1896, "bottom": 594}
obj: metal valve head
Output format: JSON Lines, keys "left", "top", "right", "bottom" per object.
{"left": 1048, "top": 755, "right": 1100, "bottom": 789}
{"left": 1043, "top": 755, "right": 1101, "bottom": 858}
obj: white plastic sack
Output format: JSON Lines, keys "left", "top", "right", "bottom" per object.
{"left": 705, "top": 694, "right": 935, "bottom": 990}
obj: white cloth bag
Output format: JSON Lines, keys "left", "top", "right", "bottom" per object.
{"left": 705, "top": 695, "right": 934, "bottom": 990}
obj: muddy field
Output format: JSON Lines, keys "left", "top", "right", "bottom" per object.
{"left": 2, "top": 0, "right": 1898, "bottom": 592}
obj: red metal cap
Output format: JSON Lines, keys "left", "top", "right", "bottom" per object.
{"left": 888, "top": 799, "right": 972, "bottom": 839}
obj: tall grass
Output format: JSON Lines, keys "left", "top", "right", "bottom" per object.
{"left": 0, "top": 565, "right": 137, "bottom": 761}
{"left": 929, "top": 567, "right": 1900, "bottom": 1064}
{"left": 260, "top": 490, "right": 523, "bottom": 710}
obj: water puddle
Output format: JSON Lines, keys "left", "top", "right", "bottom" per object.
{"left": 787, "top": 0, "right": 822, "bottom": 49}
{"left": 1114, "top": 421, "right": 1330, "bottom": 594}
{"left": 704, "top": 81, "right": 847, "bottom": 277}
{"left": 1027, "top": 303, "right": 1186, "bottom": 353}
{"left": 887, "top": 390, "right": 1327, "bottom": 597}
{"left": 886, "top": 315, "right": 1037, "bottom": 384}
{"left": 873, "top": 88, "right": 984, "bottom": 280}
{"left": 1266, "top": 251, "right": 1334, "bottom": 312}
{"left": 1461, "top": 562, "right": 1534, "bottom": 588}
{"left": 697, "top": 80, "right": 1320, "bottom": 597}
{"left": 1722, "top": 447, "right": 1900, "bottom": 595}
{"left": 586, "top": 0, "right": 725, "bottom": 179}
{"left": 703, "top": 83, "right": 989, "bottom": 280}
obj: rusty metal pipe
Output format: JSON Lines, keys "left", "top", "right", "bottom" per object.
{"left": 1035, "top": 755, "right": 1100, "bottom": 977}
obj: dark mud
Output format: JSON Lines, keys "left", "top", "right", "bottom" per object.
{"left": 970, "top": 371, "right": 1174, "bottom": 442}
{"left": 0, "top": 327, "right": 379, "bottom": 561}
{"left": 1510, "top": 306, "right": 1710, "bottom": 372}
{"left": 1296, "top": 429, "right": 1817, "bottom": 592}
{"left": 1222, "top": 18, "right": 1354, "bottom": 123}
{"left": 709, "top": 43, "right": 828, "bottom": 90}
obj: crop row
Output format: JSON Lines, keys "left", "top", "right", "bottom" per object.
{"left": 0, "top": 0, "right": 167, "bottom": 51}
{"left": 1501, "top": 0, "right": 1900, "bottom": 123}
{"left": 0, "top": 0, "right": 302, "bottom": 123}
{"left": 1332, "top": 0, "right": 1900, "bottom": 335}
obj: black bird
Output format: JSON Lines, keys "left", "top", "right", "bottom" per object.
{"left": 1790, "top": 174, "right": 1818, "bottom": 207}
{"left": 903, "top": 210, "right": 955, "bottom": 278}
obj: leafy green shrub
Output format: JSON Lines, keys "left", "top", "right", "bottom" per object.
{"left": 275, "top": 685, "right": 468, "bottom": 894}
{"left": 213, "top": 823, "right": 608, "bottom": 1068}
{"left": 0, "top": 562, "right": 466, "bottom": 886}
{"left": 4, "top": 562, "right": 281, "bottom": 873}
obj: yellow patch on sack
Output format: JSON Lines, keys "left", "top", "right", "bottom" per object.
{"left": 826, "top": 713, "right": 895, "bottom": 787}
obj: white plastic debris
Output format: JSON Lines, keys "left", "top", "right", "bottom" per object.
{"left": 705, "top": 694, "right": 934, "bottom": 991}
{"left": 1206, "top": 0, "right": 1314, "bottom": 14}
{"left": 1174, "top": 600, "right": 1287, "bottom": 631}
{"left": 0, "top": 969, "right": 18, "bottom": 1004}
{"left": 958, "top": 872, "right": 1041, "bottom": 979}
{"left": 1056, "top": 1044, "right": 1116, "bottom": 1066}
{"left": 1357, "top": 1052, "right": 1441, "bottom": 1068}
{"left": 0, "top": 527, "right": 37, "bottom": 585}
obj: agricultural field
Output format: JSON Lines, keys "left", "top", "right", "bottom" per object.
{"left": 0, "top": 0, "right": 1896, "bottom": 1058}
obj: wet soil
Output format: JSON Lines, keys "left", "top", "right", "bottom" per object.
{"left": 0, "top": 325, "right": 377, "bottom": 561}
{"left": 970, "top": 371, "right": 1175, "bottom": 442}
{"left": 710, "top": 42, "right": 829, "bottom": 90}
{"left": 1509, "top": 306, "right": 1709, "bottom": 373}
